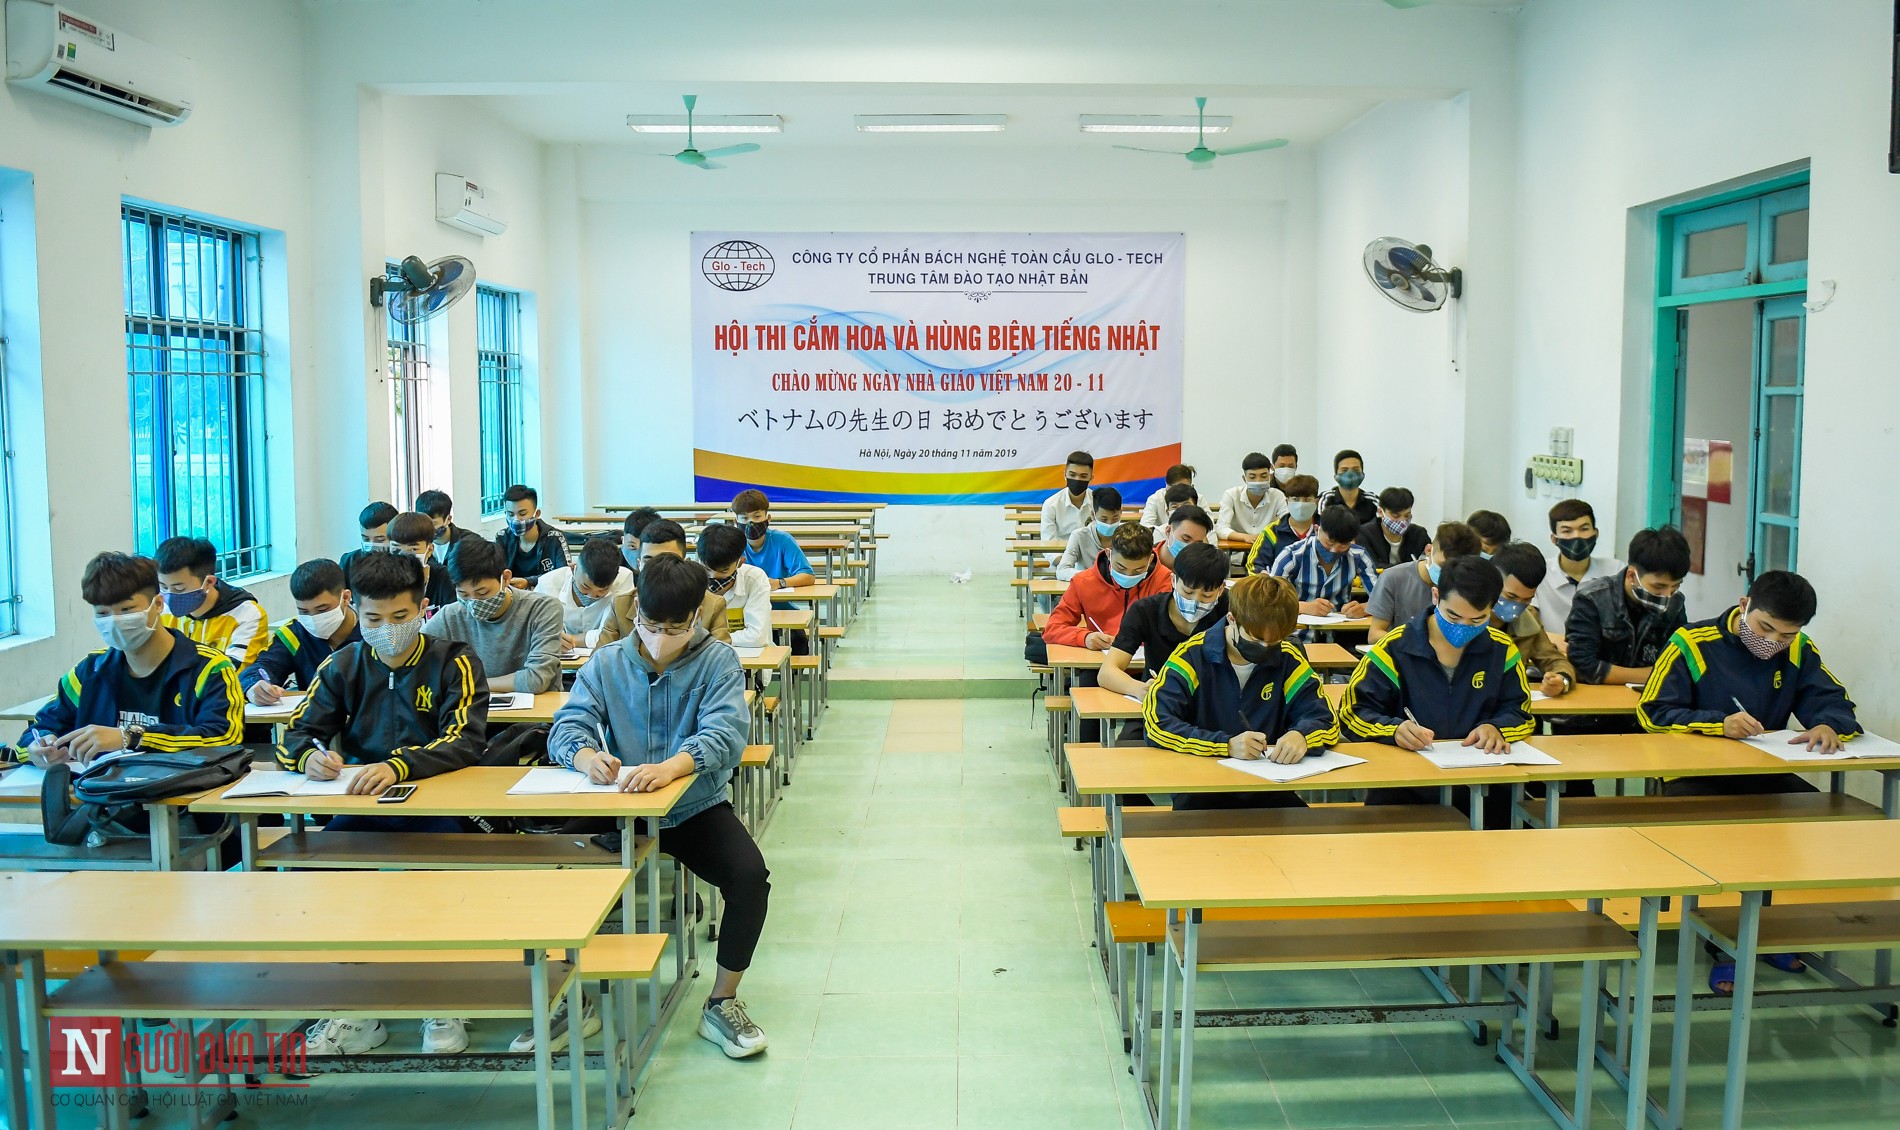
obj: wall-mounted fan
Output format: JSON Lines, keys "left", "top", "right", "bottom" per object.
{"left": 1114, "top": 97, "right": 1287, "bottom": 170}
{"left": 371, "top": 255, "right": 476, "bottom": 324}
{"left": 650, "top": 94, "right": 762, "bottom": 171}
{"left": 1363, "top": 238, "right": 1462, "bottom": 313}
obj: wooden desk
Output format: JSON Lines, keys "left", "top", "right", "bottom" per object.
{"left": 1304, "top": 642, "right": 1356, "bottom": 670}
{"left": 492, "top": 690, "right": 569, "bottom": 725}
{"left": 0, "top": 695, "right": 52, "bottom": 724}
{"left": 769, "top": 582, "right": 843, "bottom": 629}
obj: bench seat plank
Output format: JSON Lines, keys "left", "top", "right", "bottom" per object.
{"left": 1121, "top": 804, "right": 1467, "bottom": 838}
{"left": 1520, "top": 792, "right": 1882, "bottom": 828}
{"left": 1105, "top": 899, "right": 1579, "bottom": 945}
{"left": 254, "top": 830, "right": 649, "bottom": 870}
{"left": 1057, "top": 806, "right": 1108, "bottom": 839}
{"left": 1170, "top": 912, "right": 1638, "bottom": 972}
{"left": 46, "top": 960, "right": 576, "bottom": 1020}
{"left": 1695, "top": 899, "right": 1900, "bottom": 955}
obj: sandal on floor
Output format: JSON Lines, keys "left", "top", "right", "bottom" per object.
{"left": 1764, "top": 952, "right": 1807, "bottom": 974}
{"left": 1709, "top": 961, "right": 1736, "bottom": 996}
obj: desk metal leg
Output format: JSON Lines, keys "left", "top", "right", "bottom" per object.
{"left": 1, "top": 951, "right": 26, "bottom": 1130}
{"left": 527, "top": 949, "right": 556, "bottom": 1130}
{"left": 22, "top": 950, "right": 54, "bottom": 1130}
{"left": 564, "top": 948, "right": 588, "bottom": 1130}
{"left": 1624, "top": 898, "right": 1661, "bottom": 1130}
{"left": 1573, "top": 956, "right": 1602, "bottom": 1125}
{"left": 1156, "top": 909, "right": 1178, "bottom": 1128}
{"left": 1175, "top": 911, "right": 1201, "bottom": 1130}
{"left": 1719, "top": 893, "right": 1764, "bottom": 1130}
{"left": 150, "top": 803, "right": 180, "bottom": 871}
{"left": 1669, "top": 894, "right": 1701, "bottom": 1128}
{"left": 1883, "top": 770, "right": 1899, "bottom": 819}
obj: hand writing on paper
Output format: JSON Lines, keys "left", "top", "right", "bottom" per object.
{"left": 1394, "top": 720, "right": 1435, "bottom": 752}
{"left": 1792, "top": 725, "right": 1843, "bottom": 754}
{"left": 1268, "top": 731, "right": 1309, "bottom": 765}
{"left": 1463, "top": 724, "right": 1507, "bottom": 755}
{"left": 1226, "top": 732, "right": 1270, "bottom": 760}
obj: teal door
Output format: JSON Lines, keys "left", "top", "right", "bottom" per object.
{"left": 1749, "top": 296, "right": 1804, "bottom": 575}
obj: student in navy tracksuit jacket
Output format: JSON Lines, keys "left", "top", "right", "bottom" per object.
{"left": 1342, "top": 557, "right": 1533, "bottom": 821}
{"left": 241, "top": 559, "right": 364, "bottom": 704}
{"left": 1143, "top": 574, "right": 1340, "bottom": 810}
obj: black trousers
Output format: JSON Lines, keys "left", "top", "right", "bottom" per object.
{"left": 1663, "top": 773, "right": 1817, "bottom": 797}
{"left": 655, "top": 802, "right": 771, "bottom": 973}
{"left": 1172, "top": 790, "right": 1305, "bottom": 811}
{"left": 1367, "top": 780, "right": 1592, "bottom": 829}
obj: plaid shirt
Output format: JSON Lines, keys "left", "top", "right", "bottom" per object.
{"left": 1268, "top": 536, "right": 1377, "bottom": 607}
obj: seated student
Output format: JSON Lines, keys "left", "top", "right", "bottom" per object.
{"left": 1139, "top": 464, "right": 1196, "bottom": 529}
{"left": 730, "top": 489, "right": 815, "bottom": 590}
{"left": 421, "top": 537, "right": 565, "bottom": 694}
{"left": 550, "top": 554, "right": 768, "bottom": 1060}
{"left": 495, "top": 484, "right": 570, "bottom": 588}
{"left": 1038, "top": 450, "right": 1096, "bottom": 540}
{"left": 1356, "top": 487, "right": 1429, "bottom": 571}
{"left": 1492, "top": 543, "right": 1577, "bottom": 698}
{"left": 619, "top": 507, "right": 664, "bottom": 569}
{"left": 536, "top": 536, "right": 635, "bottom": 650}
{"left": 386, "top": 511, "right": 459, "bottom": 615}
{"left": 1055, "top": 486, "right": 1124, "bottom": 582}
{"left": 1317, "top": 449, "right": 1377, "bottom": 525}
{"left": 1536, "top": 498, "right": 1623, "bottom": 637}
{"left": 1097, "top": 542, "right": 1230, "bottom": 704}
{"left": 597, "top": 520, "right": 730, "bottom": 643}
{"left": 15, "top": 552, "right": 243, "bottom": 766}
{"left": 156, "top": 536, "right": 270, "bottom": 668}
{"left": 1215, "top": 452, "right": 1289, "bottom": 542}
{"left": 1466, "top": 510, "right": 1511, "bottom": 559}
{"left": 697, "top": 523, "right": 773, "bottom": 648}
{"left": 1342, "top": 557, "right": 1535, "bottom": 816}
{"left": 242, "top": 559, "right": 363, "bottom": 705}
{"left": 1568, "top": 527, "right": 1689, "bottom": 686}
{"left": 1044, "top": 522, "right": 1173, "bottom": 652}
{"left": 1242, "top": 473, "right": 1319, "bottom": 572}
{"left": 414, "top": 489, "right": 482, "bottom": 565}
{"left": 1367, "top": 521, "right": 1480, "bottom": 637}
{"left": 1261, "top": 505, "right": 1375, "bottom": 621}
{"left": 1268, "top": 443, "right": 1300, "bottom": 485}
{"left": 1143, "top": 574, "right": 1340, "bottom": 810}
{"left": 277, "top": 549, "right": 489, "bottom": 1057}
{"left": 338, "top": 501, "right": 399, "bottom": 589}
{"left": 1154, "top": 504, "right": 1214, "bottom": 570}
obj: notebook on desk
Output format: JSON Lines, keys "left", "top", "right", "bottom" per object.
{"left": 222, "top": 766, "right": 365, "bottom": 799}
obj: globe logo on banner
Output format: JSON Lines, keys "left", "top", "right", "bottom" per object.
{"left": 702, "top": 240, "right": 775, "bottom": 292}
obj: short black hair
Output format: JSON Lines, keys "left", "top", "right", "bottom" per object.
{"left": 1466, "top": 510, "right": 1511, "bottom": 546}
{"left": 1494, "top": 542, "right": 1548, "bottom": 590}
{"left": 1548, "top": 498, "right": 1595, "bottom": 531}
{"left": 359, "top": 501, "right": 399, "bottom": 530}
{"left": 81, "top": 552, "right": 158, "bottom": 606}
{"left": 1433, "top": 521, "right": 1481, "bottom": 559}
{"left": 1164, "top": 463, "right": 1195, "bottom": 484}
{"left": 155, "top": 536, "right": 217, "bottom": 577}
{"left": 1333, "top": 449, "right": 1362, "bottom": 470}
{"left": 1746, "top": 570, "right": 1817, "bottom": 625}
{"left": 1627, "top": 526, "right": 1691, "bottom": 580}
{"left": 1167, "top": 504, "right": 1212, "bottom": 533}
{"left": 640, "top": 519, "right": 687, "bottom": 549}
{"left": 1091, "top": 485, "right": 1123, "bottom": 512}
{"left": 290, "top": 558, "right": 347, "bottom": 602}
{"left": 388, "top": 511, "right": 437, "bottom": 545}
{"left": 502, "top": 484, "right": 537, "bottom": 507}
{"left": 1318, "top": 505, "right": 1361, "bottom": 543}
{"left": 1164, "top": 482, "right": 1199, "bottom": 507}
{"left": 1064, "top": 450, "right": 1094, "bottom": 469}
{"left": 1171, "top": 542, "right": 1229, "bottom": 589}
{"left": 1436, "top": 555, "right": 1503, "bottom": 611}
{"left": 697, "top": 523, "right": 747, "bottom": 570}
{"left": 578, "top": 537, "right": 623, "bottom": 587}
{"left": 448, "top": 536, "right": 507, "bottom": 584}
{"left": 622, "top": 507, "right": 663, "bottom": 538}
{"left": 351, "top": 549, "right": 426, "bottom": 604}
{"left": 1270, "top": 444, "right": 1298, "bottom": 462}
{"left": 414, "top": 490, "right": 454, "bottom": 519}
{"left": 637, "top": 554, "right": 708, "bottom": 623}
{"left": 1109, "top": 522, "right": 1154, "bottom": 562}
{"left": 1241, "top": 451, "right": 1271, "bottom": 472}
{"left": 1378, "top": 487, "right": 1414, "bottom": 514}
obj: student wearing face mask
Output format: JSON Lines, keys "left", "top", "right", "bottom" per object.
{"left": 1566, "top": 527, "right": 1690, "bottom": 687}
{"left": 155, "top": 536, "right": 271, "bottom": 668}
{"left": 242, "top": 559, "right": 363, "bottom": 706}
{"left": 1139, "top": 464, "right": 1197, "bottom": 529}
{"left": 1261, "top": 505, "right": 1376, "bottom": 625}
{"left": 1465, "top": 511, "right": 1511, "bottom": 559}
{"left": 1243, "top": 474, "right": 1320, "bottom": 571}
{"left": 1491, "top": 543, "right": 1576, "bottom": 698}
{"left": 549, "top": 554, "right": 768, "bottom": 1061}
{"left": 388, "top": 511, "right": 459, "bottom": 616}
{"left": 1535, "top": 498, "right": 1623, "bottom": 637}
{"left": 696, "top": 523, "right": 773, "bottom": 648}
{"left": 1355, "top": 487, "right": 1429, "bottom": 571}
{"left": 14, "top": 552, "right": 244, "bottom": 766}
{"left": 338, "top": 501, "right": 400, "bottom": 590}
{"left": 414, "top": 489, "right": 483, "bottom": 571}
{"left": 276, "top": 548, "right": 490, "bottom": 1058}
{"left": 730, "top": 489, "right": 816, "bottom": 592}
{"left": 1367, "top": 521, "right": 1481, "bottom": 638}
{"left": 1039, "top": 450, "right": 1097, "bottom": 540}
{"left": 494, "top": 484, "right": 570, "bottom": 589}
{"left": 1214, "top": 453, "right": 1289, "bottom": 542}
{"left": 421, "top": 537, "right": 566, "bottom": 694}
{"left": 1096, "top": 542, "right": 1230, "bottom": 705}
{"left": 1317, "top": 449, "right": 1377, "bottom": 525}
{"left": 1268, "top": 443, "right": 1300, "bottom": 486}
{"left": 595, "top": 520, "right": 731, "bottom": 644}
{"left": 536, "top": 536, "right": 636, "bottom": 650}
{"left": 1055, "top": 486, "right": 1125, "bottom": 582}
{"left": 1045, "top": 522, "right": 1173, "bottom": 652}
{"left": 1144, "top": 574, "right": 1339, "bottom": 810}
{"left": 1154, "top": 504, "right": 1215, "bottom": 571}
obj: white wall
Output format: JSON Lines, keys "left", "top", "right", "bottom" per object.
{"left": 1512, "top": 0, "right": 1900, "bottom": 733}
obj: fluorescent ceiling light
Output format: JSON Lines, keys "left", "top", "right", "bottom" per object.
{"left": 1079, "top": 115, "right": 1232, "bottom": 134}
{"left": 626, "top": 114, "right": 782, "bottom": 134}
{"left": 853, "top": 114, "right": 1007, "bottom": 133}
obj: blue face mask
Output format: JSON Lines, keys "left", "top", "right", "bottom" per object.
{"left": 1427, "top": 561, "right": 1442, "bottom": 586}
{"left": 1479, "top": 550, "right": 1494, "bottom": 561}
{"left": 1494, "top": 598, "right": 1527, "bottom": 624}
{"left": 163, "top": 586, "right": 209, "bottom": 616}
{"left": 1336, "top": 470, "right": 1365, "bottom": 490}
{"left": 1174, "top": 593, "right": 1211, "bottom": 621}
{"left": 1167, "top": 537, "right": 1188, "bottom": 559}
{"left": 622, "top": 547, "right": 640, "bottom": 571}
{"left": 1109, "top": 566, "right": 1148, "bottom": 589}
{"left": 1094, "top": 520, "right": 1118, "bottom": 539}
{"left": 1315, "top": 543, "right": 1341, "bottom": 565}
{"left": 1435, "top": 607, "right": 1487, "bottom": 648}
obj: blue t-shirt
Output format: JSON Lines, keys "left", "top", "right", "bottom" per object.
{"left": 744, "top": 528, "right": 813, "bottom": 583}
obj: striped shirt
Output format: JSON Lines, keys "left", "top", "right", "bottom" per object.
{"left": 1267, "top": 537, "right": 1378, "bottom": 607}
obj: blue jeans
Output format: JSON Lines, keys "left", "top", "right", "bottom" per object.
{"left": 322, "top": 813, "right": 466, "bottom": 834}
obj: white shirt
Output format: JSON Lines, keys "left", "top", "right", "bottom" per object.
{"left": 1139, "top": 486, "right": 1175, "bottom": 528}
{"left": 1039, "top": 488, "right": 1095, "bottom": 541}
{"left": 1056, "top": 523, "right": 1111, "bottom": 582}
{"left": 1534, "top": 553, "right": 1625, "bottom": 637}
{"left": 535, "top": 565, "right": 635, "bottom": 643}
{"left": 1214, "top": 484, "right": 1289, "bottom": 541}
{"left": 715, "top": 562, "right": 773, "bottom": 648}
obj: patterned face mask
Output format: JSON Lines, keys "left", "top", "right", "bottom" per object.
{"left": 461, "top": 589, "right": 510, "bottom": 622}
{"left": 1734, "top": 608, "right": 1791, "bottom": 659}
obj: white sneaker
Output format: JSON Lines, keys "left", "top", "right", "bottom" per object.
{"left": 304, "top": 1018, "right": 387, "bottom": 1055}
{"left": 420, "top": 1018, "right": 469, "bottom": 1054}
{"left": 509, "top": 996, "right": 600, "bottom": 1053}
{"left": 698, "top": 998, "right": 767, "bottom": 1059}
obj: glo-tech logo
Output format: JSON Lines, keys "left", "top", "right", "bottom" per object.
{"left": 702, "top": 240, "right": 776, "bottom": 291}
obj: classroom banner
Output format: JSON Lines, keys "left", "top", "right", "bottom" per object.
{"left": 691, "top": 232, "right": 1185, "bottom": 505}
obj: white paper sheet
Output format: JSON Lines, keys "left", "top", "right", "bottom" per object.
{"left": 1297, "top": 613, "right": 1351, "bottom": 626}
{"left": 1416, "top": 741, "right": 1560, "bottom": 769}
{"left": 1742, "top": 729, "right": 1900, "bottom": 762}
{"left": 222, "top": 766, "right": 365, "bottom": 799}
{"left": 0, "top": 764, "right": 47, "bottom": 796}
{"left": 245, "top": 694, "right": 306, "bottom": 719}
{"left": 489, "top": 692, "right": 535, "bottom": 711}
{"left": 506, "top": 765, "right": 634, "bottom": 795}
{"left": 1529, "top": 690, "right": 1551, "bottom": 702}
{"left": 733, "top": 646, "right": 765, "bottom": 659}
{"left": 562, "top": 648, "right": 593, "bottom": 661}
{"left": 1217, "top": 749, "right": 1368, "bottom": 783}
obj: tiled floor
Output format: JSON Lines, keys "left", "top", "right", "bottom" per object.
{"left": 39, "top": 574, "right": 1900, "bottom": 1128}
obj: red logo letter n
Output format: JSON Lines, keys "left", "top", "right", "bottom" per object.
{"left": 51, "top": 1018, "right": 122, "bottom": 1087}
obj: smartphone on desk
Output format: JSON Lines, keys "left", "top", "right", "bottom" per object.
{"left": 377, "top": 784, "right": 417, "bottom": 804}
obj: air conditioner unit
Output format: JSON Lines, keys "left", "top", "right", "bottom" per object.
{"left": 5, "top": 1, "right": 195, "bottom": 127}
{"left": 435, "top": 174, "right": 507, "bottom": 238}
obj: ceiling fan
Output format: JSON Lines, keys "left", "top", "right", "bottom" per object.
{"left": 649, "top": 94, "right": 762, "bottom": 171}
{"left": 1381, "top": 0, "right": 1436, "bottom": 6}
{"left": 1113, "top": 97, "right": 1287, "bottom": 169}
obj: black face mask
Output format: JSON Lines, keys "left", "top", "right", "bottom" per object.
{"left": 708, "top": 572, "right": 737, "bottom": 594}
{"left": 1230, "top": 625, "right": 1274, "bottom": 664}
{"left": 1065, "top": 477, "right": 1090, "bottom": 497}
{"left": 1626, "top": 577, "right": 1675, "bottom": 614}
{"left": 742, "top": 519, "right": 770, "bottom": 540}
{"left": 1554, "top": 535, "right": 1598, "bottom": 562}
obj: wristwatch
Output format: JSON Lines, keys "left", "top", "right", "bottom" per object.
{"left": 120, "top": 723, "right": 146, "bottom": 751}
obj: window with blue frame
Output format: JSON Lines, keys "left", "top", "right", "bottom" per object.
{"left": 123, "top": 204, "right": 269, "bottom": 576}
{"left": 387, "top": 276, "right": 430, "bottom": 508}
{"left": 476, "top": 284, "right": 526, "bottom": 515}
{"left": 0, "top": 215, "right": 17, "bottom": 638}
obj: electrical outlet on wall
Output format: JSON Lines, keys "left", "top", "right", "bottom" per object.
{"left": 1528, "top": 454, "right": 1584, "bottom": 488}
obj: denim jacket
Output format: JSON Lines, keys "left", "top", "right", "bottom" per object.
{"left": 1566, "top": 575, "right": 1685, "bottom": 685}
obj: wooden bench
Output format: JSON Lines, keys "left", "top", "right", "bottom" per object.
{"left": 1168, "top": 911, "right": 1638, "bottom": 971}
{"left": 1120, "top": 804, "right": 1468, "bottom": 838}
{"left": 1057, "top": 805, "right": 1108, "bottom": 839}
{"left": 1573, "top": 885, "right": 1900, "bottom": 931}
{"left": 1519, "top": 791, "right": 1883, "bottom": 829}
{"left": 252, "top": 830, "right": 651, "bottom": 871}
{"left": 1696, "top": 900, "right": 1900, "bottom": 954}
{"left": 1105, "top": 898, "right": 1583, "bottom": 946}
{"left": 736, "top": 744, "right": 775, "bottom": 831}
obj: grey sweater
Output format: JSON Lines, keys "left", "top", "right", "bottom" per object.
{"left": 422, "top": 589, "right": 565, "bottom": 694}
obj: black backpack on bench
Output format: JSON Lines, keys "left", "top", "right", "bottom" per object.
{"left": 40, "top": 746, "right": 251, "bottom": 846}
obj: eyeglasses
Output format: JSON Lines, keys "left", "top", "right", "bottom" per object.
{"left": 635, "top": 615, "right": 696, "bottom": 637}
